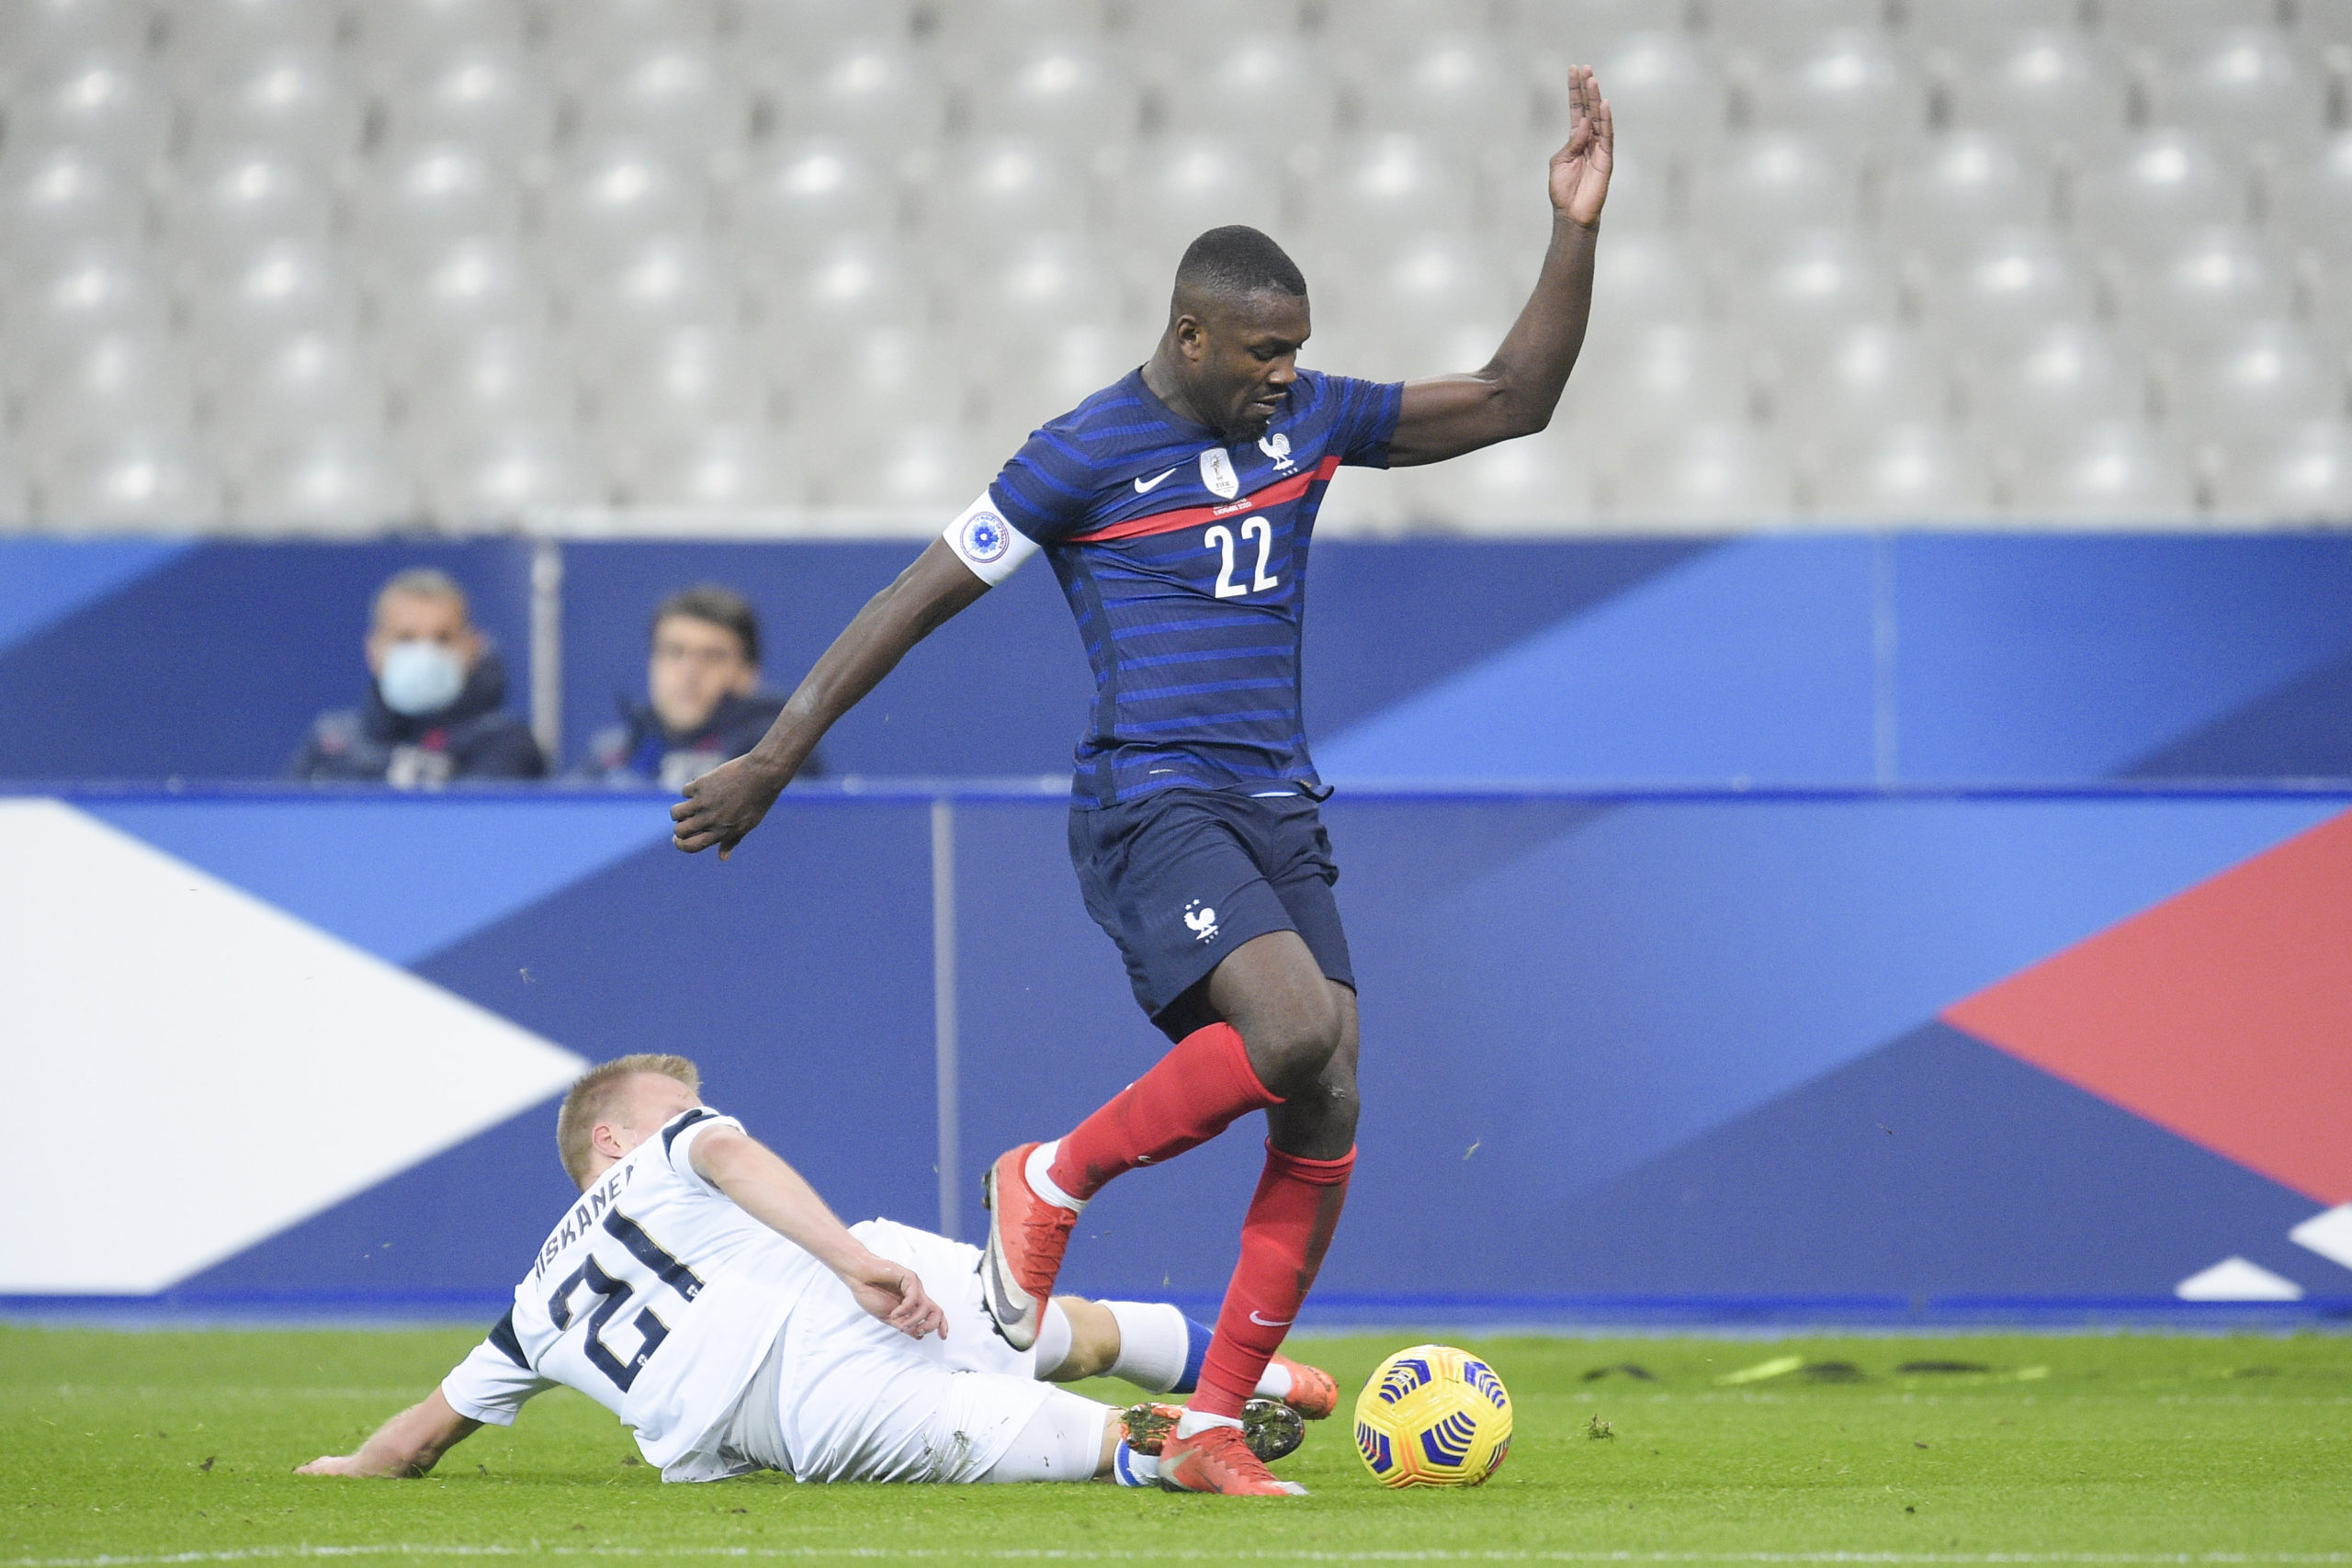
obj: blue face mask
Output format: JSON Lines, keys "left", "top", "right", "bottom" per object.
{"left": 379, "top": 638, "right": 467, "bottom": 717}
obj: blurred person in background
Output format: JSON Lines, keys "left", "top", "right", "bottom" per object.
{"left": 291, "top": 567, "right": 545, "bottom": 787}
{"left": 579, "top": 585, "right": 816, "bottom": 791}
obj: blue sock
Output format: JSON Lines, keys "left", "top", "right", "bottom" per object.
{"left": 1171, "top": 1314, "right": 1215, "bottom": 1394}
{"left": 1112, "top": 1438, "right": 1159, "bottom": 1486}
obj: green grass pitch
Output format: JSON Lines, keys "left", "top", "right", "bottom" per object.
{"left": 5, "top": 1325, "right": 2347, "bottom": 1565}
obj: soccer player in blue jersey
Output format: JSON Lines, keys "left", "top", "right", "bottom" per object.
{"left": 673, "top": 66, "right": 1614, "bottom": 1495}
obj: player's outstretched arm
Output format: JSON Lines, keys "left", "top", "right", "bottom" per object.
{"left": 296, "top": 1387, "right": 481, "bottom": 1478}
{"left": 691, "top": 1125, "right": 949, "bottom": 1340}
{"left": 1386, "top": 64, "right": 1613, "bottom": 468}
{"left": 671, "top": 538, "right": 994, "bottom": 858}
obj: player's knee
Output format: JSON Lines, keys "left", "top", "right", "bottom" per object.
{"left": 1294, "top": 1074, "right": 1359, "bottom": 1147}
{"left": 1255, "top": 993, "right": 1344, "bottom": 1091}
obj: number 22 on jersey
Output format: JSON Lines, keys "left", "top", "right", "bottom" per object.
{"left": 1205, "top": 518, "right": 1279, "bottom": 599}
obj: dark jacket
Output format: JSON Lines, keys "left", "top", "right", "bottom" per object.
{"left": 291, "top": 647, "right": 545, "bottom": 785}
{"left": 578, "top": 691, "right": 809, "bottom": 791}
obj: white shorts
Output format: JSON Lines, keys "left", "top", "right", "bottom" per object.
{"left": 768, "top": 1219, "right": 1058, "bottom": 1483}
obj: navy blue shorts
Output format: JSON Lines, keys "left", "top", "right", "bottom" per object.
{"left": 1069, "top": 786, "right": 1354, "bottom": 1025}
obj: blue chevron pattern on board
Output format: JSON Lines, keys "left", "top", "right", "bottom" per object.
{"left": 0, "top": 539, "right": 190, "bottom": 653}
{"left": 15, "top": 781, "right": 2352, "bottom": 1312}
{"left": 10, "top": 536, "right": 2352, "bottom": 785}
{"left": 88, "top": 795, "right": 673, "bottom": 964}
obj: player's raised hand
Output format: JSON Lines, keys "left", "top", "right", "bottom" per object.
{"left": 1549, "top": 64, "right": 1614, "bottom": 228}
{"left": 671, "top": 751, "right": 787, "bottom": 859}
{"left": 842, "top": 1256, "right": 948, "bottom": 1340}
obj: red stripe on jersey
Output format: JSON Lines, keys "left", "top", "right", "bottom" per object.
{"left": 1071, "top": 456, "right": 1344, "bottom": 544}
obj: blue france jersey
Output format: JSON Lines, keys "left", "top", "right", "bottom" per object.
{"left": 962, "top": 367, "right": 1401, "bottom": 808}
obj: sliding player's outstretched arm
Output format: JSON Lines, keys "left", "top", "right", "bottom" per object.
{"left": 671, "top": 539, "right": 993, "bottom": 857}
{"left": 1386, "top": 64, "right": 1614, "bottom": 468}
{"left": 691, "top": 1124, "right": 948, "bottom": 1339}
{"left": 296, "top": 1386, "right": 480, "bottom": 1478}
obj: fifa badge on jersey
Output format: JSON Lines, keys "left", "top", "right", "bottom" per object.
{"left": 961, "top": 510, "right": 1011, "bottom": 564}
{"left": 1259, "top": 431, "right": 1295, "bottom": 472}
{"left": 1199, "top": 447, "right": 1240, "bottom": 500}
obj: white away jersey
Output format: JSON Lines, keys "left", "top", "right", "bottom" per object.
{"left": 439, "top": 1108, "right": 827, "bottom": 1480}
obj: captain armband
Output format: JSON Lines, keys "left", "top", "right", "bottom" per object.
{"left": 942, "top": 492, "right": 1041, "bottom": 586}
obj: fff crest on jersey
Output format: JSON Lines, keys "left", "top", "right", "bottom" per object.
{"left": 1259, "top": 432, "right": 1295, "bottom": 471}
{"left": 1199, "top": 447, "right": 1240, "bottom": 500}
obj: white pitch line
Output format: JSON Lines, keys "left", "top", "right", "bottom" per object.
{"left": 8, "top": 1549, "right": 2352, "bottom": 1567}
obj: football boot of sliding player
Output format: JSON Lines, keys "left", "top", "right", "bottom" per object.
{"left": 1121, "top": 1398, "right": 1305, "bottom": 1465}
{"left": 978, "top": 1143, "right": 1075, "bottom": 1351}
{"left": 1270, "top": 1353, "right": 1340, "bottom": 1420}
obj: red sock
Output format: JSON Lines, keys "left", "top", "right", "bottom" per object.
{"left": 1047, "top": 1022, "right": 1282, "bottom": 1201}
{"left": 1190, "top": 1143, "right": 1355, "bottom": 1419}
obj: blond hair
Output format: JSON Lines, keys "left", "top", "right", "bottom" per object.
{"left": 556, "top": 1054, "right": 701, "bottom": 1190}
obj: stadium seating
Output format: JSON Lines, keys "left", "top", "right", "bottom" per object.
{"left": 621, "top": 423, "right": 808, "bottom": 509}
{"left": 208, "top": 328, "right": 390, "bottom": 453}
{"left": 1943, "top": 29, "right": 2132, "bottom": 154}
{"left": 41, "top": 424, "right": 224, "bottom": 528}
{"left": 232, "top": 426, "right": 418, "bottom": 534}
{"left": 1964, "top": 323, "right": 2154, "bottom": 446}
{"left": 181, "top": 47, "right": 366, "bottom": 163}
{"left": 1813, "top": 422, "right": 1997, "bottom": 520}
{"left": 0, "top": 0, "right": 2343, "bottom": 531}
{"left": 1917, "top": 228, "right": 2102, "bottom": 349}
{"left": 2167, "top": 320, "right": 2343, "bottom": 446}
{"left": 1770, "top": 321, "right": 1952, "bottom": 444}
{"left": 378, "top": 46, "right": 559, "bottom": 157}
{"left": 2009, "top": 420, "right": 2198, "bottom": 522}
{"left": 1880, "top": 133, "right": 2056, "bottom": 264}
{"left": 0, "top": 144, "right": 149, "bottom": 267}
{"left": 2212, "top": 418, "right": 2352, "bottom": 519}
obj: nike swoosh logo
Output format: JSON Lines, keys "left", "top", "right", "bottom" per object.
{"left": 1132, "top": 466, "right": 1180, "bottom": 493}
{"left": 1249, "top": 1311, "right": 1295, "bottom": 1327}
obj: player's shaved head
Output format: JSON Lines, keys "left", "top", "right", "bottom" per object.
{"left": 1170, "top": 225, "right": 1308, "bottom": 321}
{"left": 558, "top": 1054, "right": 702, "bottom": 1189}
{"left": 1149, "top": 227, "right": 1311, "bottom": 441}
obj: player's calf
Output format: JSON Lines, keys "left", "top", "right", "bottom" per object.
{"left": 1057, "top": 1298, "right": 1338, "bottom": 1420}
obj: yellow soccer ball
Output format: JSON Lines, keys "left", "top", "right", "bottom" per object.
{"left": 1352, "top": 1343, "right": 1512, "bottom": 1488}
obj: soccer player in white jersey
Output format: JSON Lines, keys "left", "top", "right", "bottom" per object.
{"left": 297, "top": 1055, "right": 1328, "bottom": 1488}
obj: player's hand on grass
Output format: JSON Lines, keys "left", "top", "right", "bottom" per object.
{"left": 671, "top": 751, "right": 789, "bottom": 859}
{"left": 842, "top": 1253, "right": 947, "bottom": 1341}
{"left": 296, "top": 1452, "right": 401, "bottom": 1478}
{"left": 1550, "top": 64, "right": 1613, "bottom": 229}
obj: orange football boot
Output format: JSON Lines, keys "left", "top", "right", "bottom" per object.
{"left": 1158, "top": 1422, "right": 1309, "bottom": 1496}
{"left": 978, "top": 1143, "right": 1076, "bottom": 1351}
{"left": 1270, "top": 1352, "right": 1339, "bottom": 1419}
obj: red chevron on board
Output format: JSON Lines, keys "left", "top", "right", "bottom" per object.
{"left": 1942, "top": 807, "right": 2352, "bottom": 1204}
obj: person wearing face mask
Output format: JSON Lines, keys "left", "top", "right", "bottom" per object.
{"left": 576, "top": 585, "right": 818, "bottom": 792}
{"left": 291, "top": 568, "right": 545, "bottom": 787}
